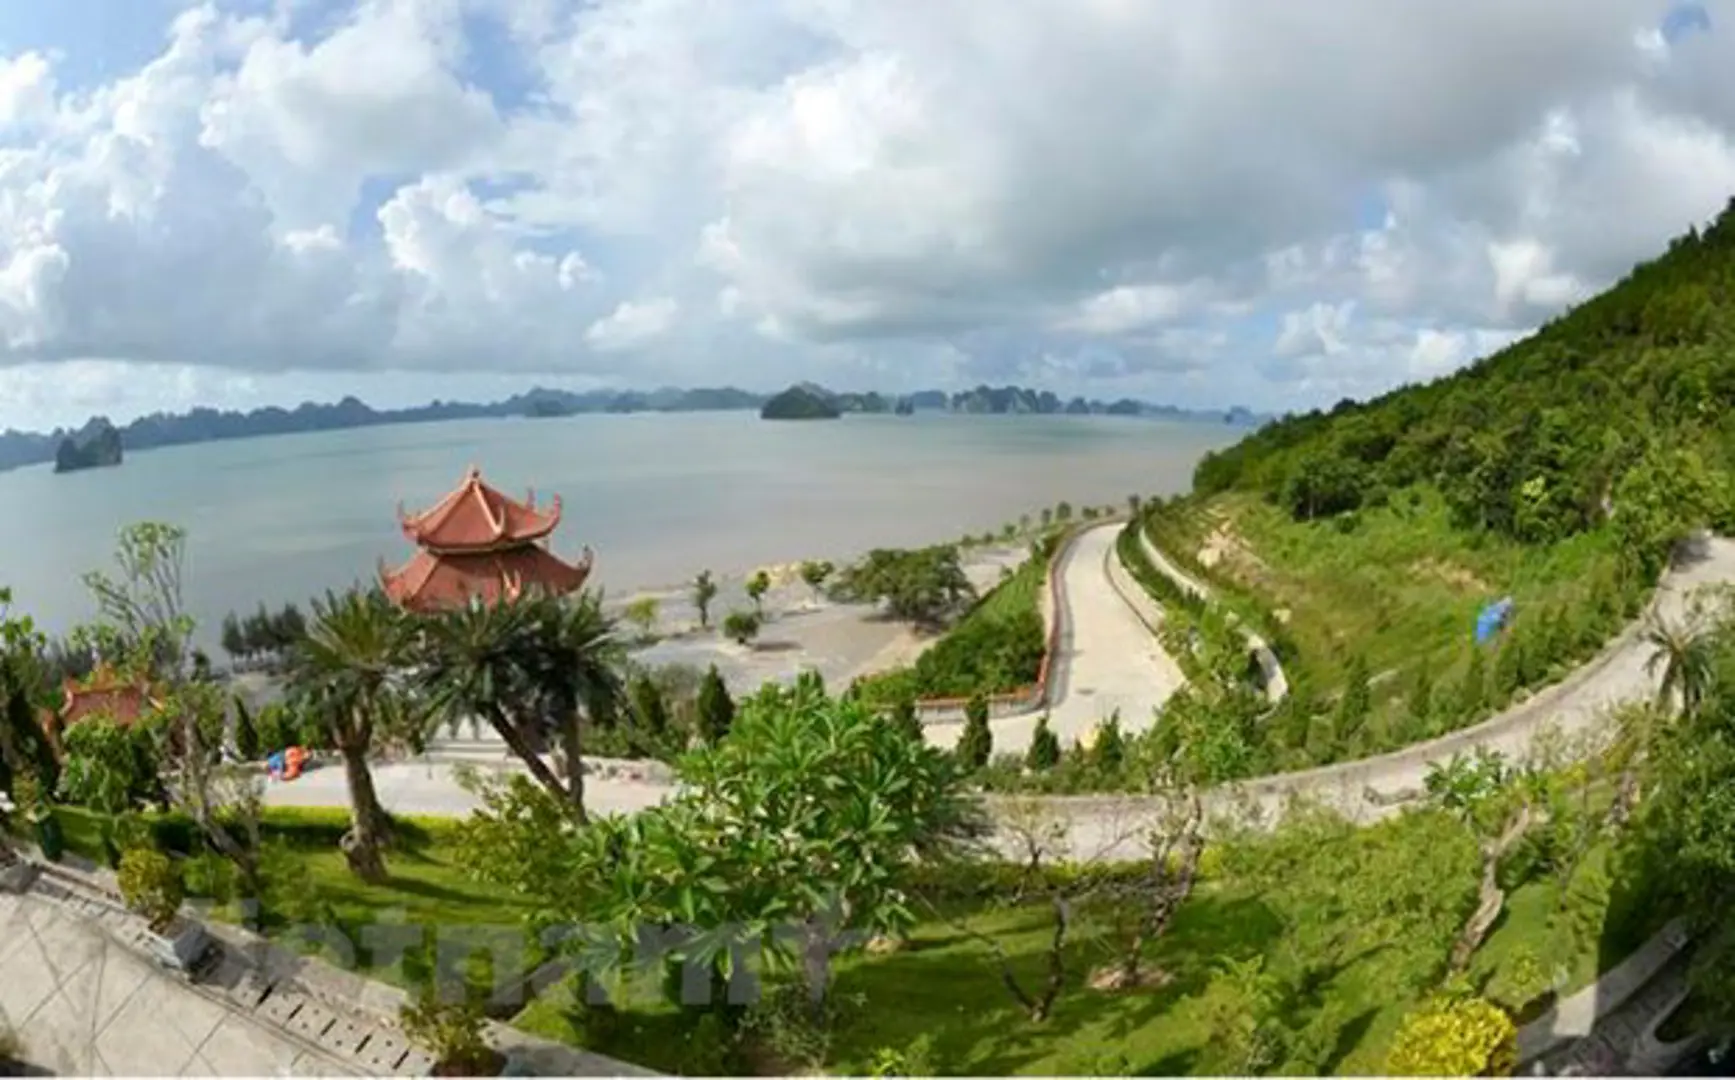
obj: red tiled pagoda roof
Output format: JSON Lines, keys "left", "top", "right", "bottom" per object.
{"left": 380, "top": 545, "right": 594, "bottom": 613}
{"left": 39, "top": 665, "right": 163, "bottom": 757}
{"left": 381, "top": 466, "right": 593, "bottom": 612}
{"left": 398, "top": 465, "right": 562, "bottom": 552}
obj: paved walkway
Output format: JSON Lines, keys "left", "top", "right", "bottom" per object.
{"left": 924, "top": 522, "right": 1186, "bottom": 756}
{"left": 264, "top": 758, "right": 675, "bottom": 819}
{"left": 1, "top": 888, "right": 362, "bottom": 1076}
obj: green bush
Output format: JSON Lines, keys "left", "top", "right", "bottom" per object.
{"left": 117, "top": 846, "right": 184, "bottom": 932}
{"left": 1026, "top": 714, "right": 1060, "bottom": 770}
{"left": 957, "top": 694, "right": 992, "bottom": 770}
{"left": 857, "top": 549, "right": 1050, "bottom": 702}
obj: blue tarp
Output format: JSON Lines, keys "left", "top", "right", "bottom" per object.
{"left": 1475, "top": 596, "right": 1515, "bottom": 645}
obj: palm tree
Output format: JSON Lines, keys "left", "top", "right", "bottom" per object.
{"left": 286, "top": 588, "right": 412, "bottom": 883}
{"left": 412, "top": 596, "right": 562, "bottom": 795}
{"left": 523, "top": 591, "right": 628, "bottom": 820}
{"left": 1643, "top": 610, "right": 1716, "bottom": 718}
{"left": 413, "top": 590, "right": 626, "bottom": 821}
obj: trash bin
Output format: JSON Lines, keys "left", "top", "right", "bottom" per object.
{"left": 36, "top": 814, "right": 64, "bottom": 862}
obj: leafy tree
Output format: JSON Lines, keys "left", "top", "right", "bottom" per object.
{"left": 1040, "top": 507, "right": 1053, "bottom": 528}
{"left": 220, "top": 613, "right": 245, "bottom": 660}
{"left": 799, "top": 560, "right": 835, "bottom": 604}
{"left": 629, "top": 674, "right": 671, "bottom": 749}
{"left": 117, "top": 846, "right": 185, "bottom": 933}
{"left": 1644, "top": 608, "right": 1716, "bottom": 718}
{"left": 1280, "top": 451, "right": 1365, "bottom": 521}
{"left": 723, "top": 610, "right": 761, "bottom": 646}
{"left": 1025, "top": 713, "right": 1060, "bottom": 770}
{"left": 0, "top": 589, "right": 57, "bottom": 808}
{"left": 1423, "top": 749, "right": 1551, "bottom": 972}
{"left": 82, "top": 522, "right": 194, "bottom": 677}
{"left": 1409, "top": 661, "right": 1435, "bottom": 732}
{"left": 1613, "top": 442, "right": 1714, "bottom": 579}
{"left": 233, "top": 695, "right": 260, "bottom": 761}
{"left": 692, "top": 570, "right": 718, "bottom": 629}
{"left": 1455, "top": 644, "right": 1489, "bottom": 720}
{"left": 696, "top": 664, "right": 735, "bottom": 744}
{"left": 1385, "top": 995, "right": 1518, "bottom": 1077}
{"left": 523, "top": 591, "right": 630, "bottom": 817}
{"left": 957, "top": 693, "right": 992, "bottom": 769}
{"left": 453, "top": 678, "right": 985, "bottom": 1014}
{"left": 623, "top": 596, "right": 659, "bottom": 641}
{"left": 1055, "top": 501, "right": 1073, "bottom": 523}
{"left": 1333, "top": 654, "right": 1372, "bottom": 746}
{"left": 59, "top": 717, "right": 161, "bottom": 821}
{"left": 745, "top": 570, "right": 771, "bottom": 617}
{"left": 833, "top": 546, "right": 975, "bottom": 628}
{"left": 1090, "top": 712, "right": 1126, "bottom": 772}
{"left": 284, "top": 587, "right": 413, "bottom": 881}
{"left": 1624, "top": 648, "right": 1735, "bottom": 1024}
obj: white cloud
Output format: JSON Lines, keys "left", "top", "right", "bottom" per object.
{"left": 1056, "top": 284, "right": 1202, "bottom": 335}
{"left": 1, "top": 0, "right": 1735, "bottom": 425}
{"left": 585, "top": 297, "right": 678, "bottom": 352}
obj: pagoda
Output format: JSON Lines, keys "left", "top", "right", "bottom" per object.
{"left": 380, "top": 465, "right": 594, "bottom": 612}
{"left": 39, "top": 664, "right": 164, "bottom": 760}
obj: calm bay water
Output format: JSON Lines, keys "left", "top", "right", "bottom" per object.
{"left": 0, "top": 411, "right": 1237, "bottom": 648}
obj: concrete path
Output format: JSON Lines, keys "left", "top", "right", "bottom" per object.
{"left": 0, "top": 888, "right": 360, "bottom": 1076}
{"left": 923, "top": 522, "right": 1187, "bottom": 756}
{"left": 263, "top": 759, "right": 676, "bottom": 820}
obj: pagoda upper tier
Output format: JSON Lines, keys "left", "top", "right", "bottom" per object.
{"left": 397, "top": 464, "right": 563, "bottom": 552}
{"left": 381, "top": 466, "right": 593, "bottom": 612}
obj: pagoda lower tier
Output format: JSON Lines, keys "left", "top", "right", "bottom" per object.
{"left": 379, "top": 466, "right": 593, "bottom": 612}
{"left": 380, "top": 544, "right": 594, "bottom": 612}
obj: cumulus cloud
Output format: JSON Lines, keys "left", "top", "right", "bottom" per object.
{"left": 0, "top": 0, "right": 1733, "bottom": 425}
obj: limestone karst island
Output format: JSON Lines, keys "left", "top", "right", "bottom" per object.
{"left": 5, "top": 5, "right": 1735, "bottom": 1079}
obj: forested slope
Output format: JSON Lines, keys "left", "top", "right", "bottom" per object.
{"left": 1130, "top": 200, "right": 1735, "bottom": 775}
{"left": 1196, "top": 198, "right": 1735, "bottom": 577}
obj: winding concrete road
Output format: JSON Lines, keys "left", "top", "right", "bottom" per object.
{"left": 265, "top": 528, "right": 1735, "bottom": 866}
{"left": 924, "top": 522, "right": 1187, "bottom": 755}
{"left": 1020, "top": 532, "right": 1735, "bottom": 861}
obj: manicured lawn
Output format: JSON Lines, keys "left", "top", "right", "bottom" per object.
{"left": 512, "top": 819, "right": 1659, "bottom": 1076}
{"left": 32, "top": 797, "right": 1669, "bottom": 1076}
{"left": 47, "top": 805, "right": 537, "bottom": 991}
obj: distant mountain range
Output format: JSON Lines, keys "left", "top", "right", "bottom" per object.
{"left": 0, "top": 383, "right": 1271, "bottom": 474}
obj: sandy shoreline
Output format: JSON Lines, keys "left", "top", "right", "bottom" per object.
{"left": 617, "top": 539, "right": 1034, "bottom": 693}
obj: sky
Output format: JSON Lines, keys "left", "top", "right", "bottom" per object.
{"left": 0, "top": 1, "right": 1732, "bottom": 431}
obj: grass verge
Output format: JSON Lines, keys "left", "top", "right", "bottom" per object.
{"left": 1143, "top": 488, "right": 1646, "bottom": 766}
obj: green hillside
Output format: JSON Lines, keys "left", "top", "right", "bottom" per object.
{"left": 1137, "top": 200, "right": 1735, "bottom": 774}
{"left": 1196, "top": 199, "right": 1735, "bottom": 562}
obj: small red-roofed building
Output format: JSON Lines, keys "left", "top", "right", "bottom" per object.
{"left": 39, "top": 664, "right": 165, "bottom": 759}
{"left": 379, "top": 465, "right": 594, "bottom": 613}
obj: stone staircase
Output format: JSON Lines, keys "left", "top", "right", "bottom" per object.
{"left": 8, "top": 851, "right": 656, "bottom": 1077}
